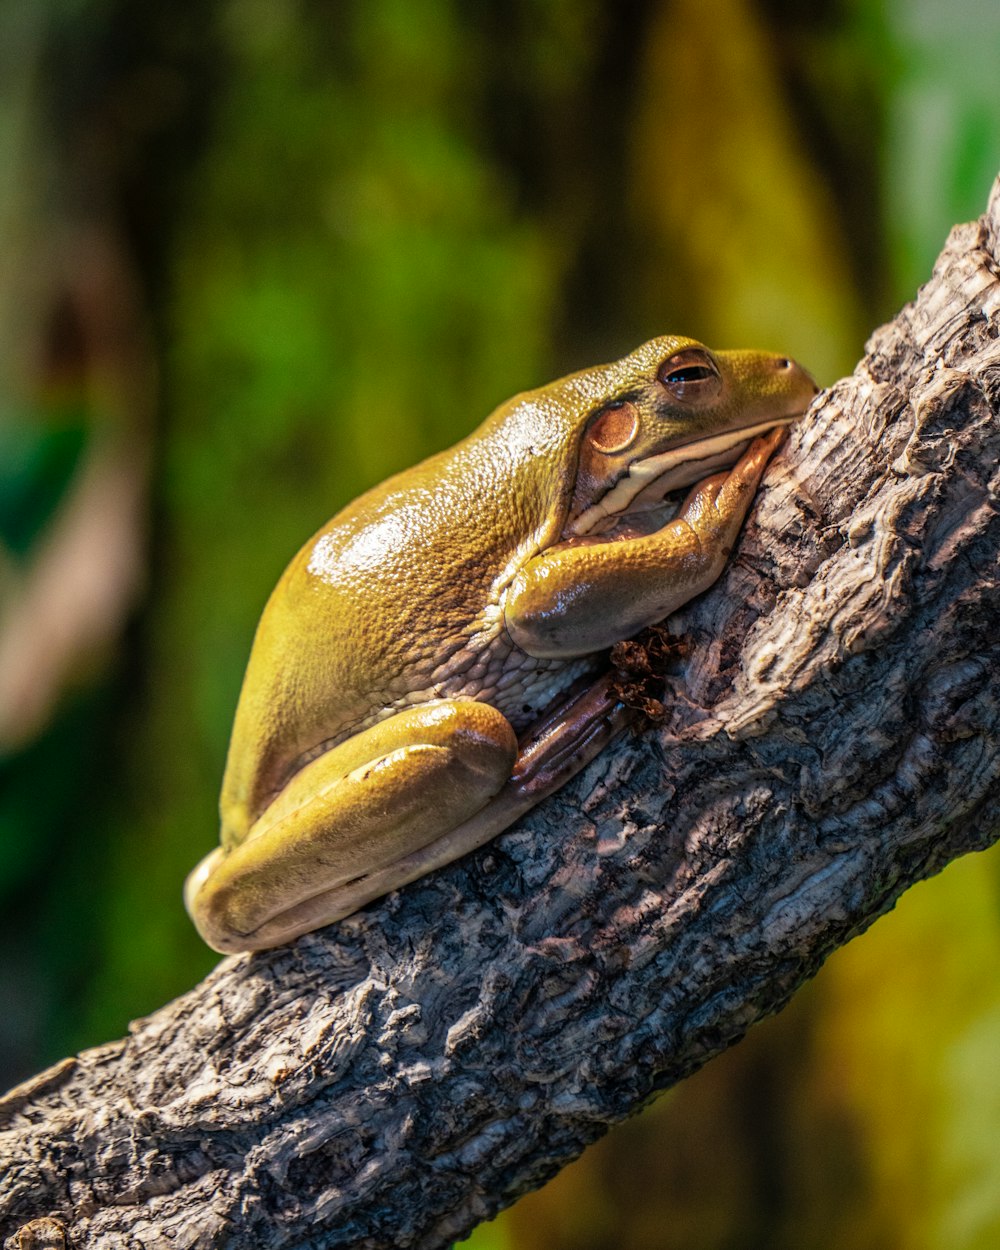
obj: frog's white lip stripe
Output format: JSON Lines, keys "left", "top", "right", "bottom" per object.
{"left": 568, "top": 413, "right": 799, "bottom": 537}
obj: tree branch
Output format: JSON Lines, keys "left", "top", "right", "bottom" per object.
{"left": 4, "top": 174, "right": 1000, "bottom": 1250}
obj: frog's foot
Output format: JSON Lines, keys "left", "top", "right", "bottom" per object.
{"left": 689, "top": 424, "right": 786, "bottom": 519}
{"left": 185, "top": 699, "right": 517, "bottom": 953}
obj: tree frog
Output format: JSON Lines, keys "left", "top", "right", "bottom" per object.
{"left": 185, "top": 335, "right": 816, "bottom": 952}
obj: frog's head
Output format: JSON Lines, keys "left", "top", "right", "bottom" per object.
{"left": 558, "top": 334, "right": 818, "bottom": 537}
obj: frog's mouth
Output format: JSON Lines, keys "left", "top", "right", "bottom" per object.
{"left": 567, "top": 414, "right": 799, "bottom": 539}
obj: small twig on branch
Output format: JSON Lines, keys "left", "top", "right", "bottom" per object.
{"left": 4, "top": 175, "right": 1000, "bottom": 1250}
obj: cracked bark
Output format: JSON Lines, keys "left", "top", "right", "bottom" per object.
{"left": 4, "top": 175, "right": 1000, "bottom": 1250}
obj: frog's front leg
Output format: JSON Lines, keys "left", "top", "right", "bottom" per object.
{"left": 185, "top": 700, "right": 517, "bottom": 952}
{"left": 506, "top": 429, "right": 784, "bottom": 658}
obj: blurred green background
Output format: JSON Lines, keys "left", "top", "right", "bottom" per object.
{"left": 1, "top": 2, "right": 999, "bottom": 1248}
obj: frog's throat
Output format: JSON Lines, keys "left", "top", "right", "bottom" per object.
{"left": 567, "top": 413, "right": 798, "bottom": 538}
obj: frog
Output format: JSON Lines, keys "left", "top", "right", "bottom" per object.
{"left": 185, "top": 335, "right": 817, "bottom": 953}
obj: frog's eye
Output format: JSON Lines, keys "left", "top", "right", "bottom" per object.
{"left": 587, "top": 401, "right": 640, "bottom": 453}
{"left": 657, "top": 348, "right": 722, "bottom": 402}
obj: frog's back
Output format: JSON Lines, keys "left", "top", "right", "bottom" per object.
{"left": 220, "top": 414, "right": 574, "bottom": 832}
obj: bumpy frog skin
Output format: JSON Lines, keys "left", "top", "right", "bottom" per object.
{"left": 185, "top": 335, "right": 817, "bottom": 952}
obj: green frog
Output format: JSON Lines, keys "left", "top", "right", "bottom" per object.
{"left": 185, "top": 335, "right": 816, "bottom": 952}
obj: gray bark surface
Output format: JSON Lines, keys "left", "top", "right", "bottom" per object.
{"left": 4, "top": 175, "right": 1000, "bottom": 1250}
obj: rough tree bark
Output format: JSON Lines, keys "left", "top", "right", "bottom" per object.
{"left": 4, "top": 176, "right": 1000, "bottom": 1250}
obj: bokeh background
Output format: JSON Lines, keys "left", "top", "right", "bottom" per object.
{"left": 1, "top": 2, "right": 999, "bottom": 1247}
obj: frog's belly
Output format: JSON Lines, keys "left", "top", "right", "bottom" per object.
{"left": 251, "top": 640, "right": 601, "bottom": 830}
{"left": 368, "top": 640, "right": 598, "bottom": 737}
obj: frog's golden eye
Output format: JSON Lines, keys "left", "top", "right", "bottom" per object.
{"left": 657, "top": 348, "right": 722, "bottom": 402}
{"left": 587, "top": 401, "right": 640, "bottom": 453}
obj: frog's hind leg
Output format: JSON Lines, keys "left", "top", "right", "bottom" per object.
{"left": 185, "top": 699, "right": 517, "bottom": 953}
{"left": 298, "top": 673, "right": 631, "bottom": 930}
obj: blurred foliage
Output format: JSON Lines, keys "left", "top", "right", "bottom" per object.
{"left": 0, "top": 418, "right": 87, "bottom": 558}
{"left": 883, "top": 0, "right": 1000, "bottom": 297}
{"left": 630, "top": 0, "right": 865, "bottom": 382}
{"left": 1, "top": 0, "right": 999, "bottom": 1247}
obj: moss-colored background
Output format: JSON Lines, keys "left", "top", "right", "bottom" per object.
{"left": 1, "top": 3, "right": 999, "bottom": 1247}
